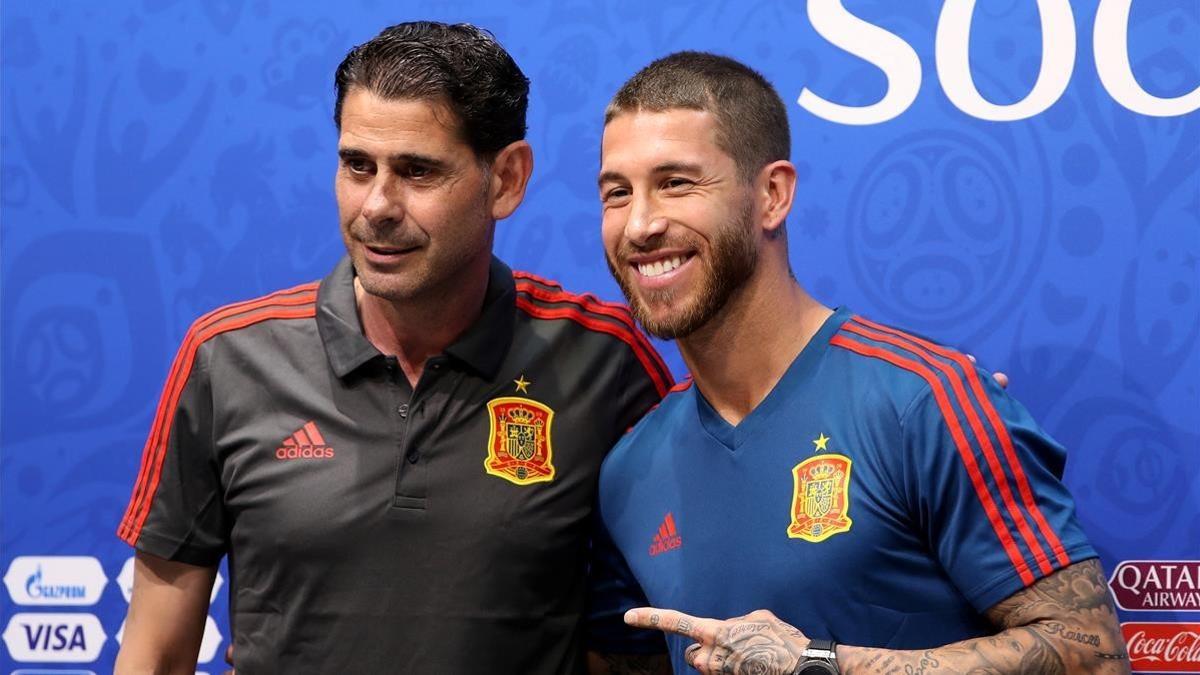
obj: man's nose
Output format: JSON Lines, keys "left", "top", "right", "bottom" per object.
{"left": 360, "top": 176, "right": 405, "bottom": 225}
{"left": 624, "top": 195, "right": 669, "bottom": 246}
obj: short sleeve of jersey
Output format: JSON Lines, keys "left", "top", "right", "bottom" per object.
{"left": 902, "top": 372, "right": 1096, "bottom": 613}
{"left": 585, "top": 341, "right": 670, "bottom": 655}
{"left": 116, "top": 338, "right": 227, "bottom": 566}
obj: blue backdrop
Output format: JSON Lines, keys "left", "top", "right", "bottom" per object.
{"left": 2, "top": 0, "right": 1197, "bottom": 672}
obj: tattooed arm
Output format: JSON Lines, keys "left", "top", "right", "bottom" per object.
{"left": 586, "top": 651, "right": 671, "bottom": 674}
{"left": 837, "top": 559, "right": 1128, "bottom": 674}
{"left": 624, "top": 559, "right": 1128, "bottom": 675}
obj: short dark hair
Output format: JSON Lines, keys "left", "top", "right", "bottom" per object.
{"left": 334, "top": 21, "right": 529, "bottom": 158}
{"left": 606, "top": 51, "right": 790, "bottom": 181}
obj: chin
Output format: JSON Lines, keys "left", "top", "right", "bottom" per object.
{"left": 357, "top": 272, "right": 426, "bottom": 303}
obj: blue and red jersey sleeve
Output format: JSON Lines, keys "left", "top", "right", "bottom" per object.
{"left": 898, "top": 356, "right": 1097, "bottom": 613}
{"left": 833, "top": 315, "right": 1096, "bottom": 612}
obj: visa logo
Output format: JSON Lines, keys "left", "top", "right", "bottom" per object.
{"left": 3, "top": 613, "right": 106, "bottom": 663}
{"left": 22, "top": 623, "right": 88, "bottom": 651}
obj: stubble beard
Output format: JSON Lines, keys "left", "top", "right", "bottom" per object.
{"left": 345, "top": 173, "right": 493, "bottom": 305}
{"left": 608, "top": 201, "right": 758, "bottom": 340}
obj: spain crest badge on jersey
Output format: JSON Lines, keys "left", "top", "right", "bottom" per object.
{"left": 485, "top": 396, "right": 555, "bottom": 485}
{"left": 788, "top": 454, "right": 853, "bottom": 542}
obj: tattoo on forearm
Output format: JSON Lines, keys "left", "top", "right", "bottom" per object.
{"left": 1043, "top": 621, "right": 1101, "bottom": 647}
{"left": 902, "top": 650, "right": 939, "bottom": 674}
{"left": 839, "top": 560, "right": 1129, "bottom": 674}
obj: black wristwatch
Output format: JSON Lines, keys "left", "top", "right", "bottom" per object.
{"left": 791, "top": 638, "right": 840, "bottom": 675}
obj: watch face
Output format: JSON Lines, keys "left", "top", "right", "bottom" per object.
{"left": 797, "top": 662, "right": 839, "bottom": 675}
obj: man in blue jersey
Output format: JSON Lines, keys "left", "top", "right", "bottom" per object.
{"left": 594, "top": 52, "right": 1127, "bottom": 674}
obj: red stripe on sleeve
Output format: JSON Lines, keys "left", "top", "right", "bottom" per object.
{"left": 118, "top": 292, "right": 317, "bottom": 545}
{"left": 515, "top": 297, "right": 671, "bottom": 398}
{"left": 852, "top": 316, "right": 1071, "bottom": 568}
{"left": 514, "top": 277, "right": 672, "bottom": 391}
{"left": 844, "top": 320, "right": 1054, "bottom": 577}
{"left": 119, "top": 284, "right": 319, "bottom": 532}
{"left": 830, "top": 334, "right": 1036, "bottom": 586}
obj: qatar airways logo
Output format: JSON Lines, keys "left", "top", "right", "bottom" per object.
{"left": 1123, "top": 623, "right": 1200, "bottom": 673}
{"left": 799, "top": 0, "right": 1200, "bottom": 124}
{"left": 1110, "top": 561, "right": 1200, "bottom": 611}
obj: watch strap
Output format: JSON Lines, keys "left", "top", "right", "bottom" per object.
{"left": 792, "top": 638, "right": 840, "bottom": 675}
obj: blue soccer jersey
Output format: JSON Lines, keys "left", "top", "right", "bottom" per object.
{"left": 593, "top": 308, "right": 1096, "bottom": 672}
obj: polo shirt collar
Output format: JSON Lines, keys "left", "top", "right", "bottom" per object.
{"left": 443, "top": 256, "right": 516, "bottom": 378}
{"left": 316, "top": 254, "right": 516, "bottom": 380}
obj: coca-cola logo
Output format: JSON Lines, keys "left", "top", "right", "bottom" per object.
{"left": 1110, "top": 561, "right": 1200, "bottom": 612}
{"left": 1123, "top": 623, "right": 1200, "bottom": 673}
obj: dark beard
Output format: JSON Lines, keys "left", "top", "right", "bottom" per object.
{"left": 607, "top": 202, "right": 758, "bottom": 339}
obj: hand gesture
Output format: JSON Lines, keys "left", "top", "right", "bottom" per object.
{"left": 625, "top": 607, "right": 808, "bottom": 674}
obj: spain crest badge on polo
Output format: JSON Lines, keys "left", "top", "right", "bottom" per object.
{"left": 788, "top": 453, "right": 853, "bottom": 542}
{"left": 485, "top": 394, "right": 555, "bottom": 486}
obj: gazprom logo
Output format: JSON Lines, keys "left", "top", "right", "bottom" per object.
{"left": 3, "top": 557, "right": 107, "bottom": 606}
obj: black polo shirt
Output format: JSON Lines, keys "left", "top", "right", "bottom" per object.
{"left": 117, "top": 255, "right": 672, "bottom": 673}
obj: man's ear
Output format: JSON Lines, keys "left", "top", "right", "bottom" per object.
{"left": 756, "top": 160, "right": 797, "bottom": 236}
{"left": 488, "top": 140, "right": 534, "bottom": 221}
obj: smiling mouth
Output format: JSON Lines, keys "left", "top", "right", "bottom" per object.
{"left": 634, "top": 253, "right": 694, "bottom": 278}
{"left": 366, "top": 244, "right": 420, "bottom": 256}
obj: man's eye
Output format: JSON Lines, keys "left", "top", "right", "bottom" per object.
{"left": 602, "top": 187, "right": 630, "bottom": 203}
{"left": 405, "top": 165, "right": 433, "bottom": 179}
{"left": 663, "top": 177, "right": 692, "bottom": 189}
{"left": 344, "top": 159, "right": 372, "bottom": 175}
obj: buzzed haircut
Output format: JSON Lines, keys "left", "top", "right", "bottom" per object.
{"left": 334, "top": 21, "right": 529, "bottom": 159}
{"left": 606, "top": 51, "right": 790, "bottom": 182}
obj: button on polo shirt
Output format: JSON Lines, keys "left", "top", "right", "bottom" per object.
{"left": 118, "top": 255, "right": 672, "bottom": 674}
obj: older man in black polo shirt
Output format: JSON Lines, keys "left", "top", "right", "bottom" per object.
{"left": 114, "top": 22, "right": 672, "bottom": 674}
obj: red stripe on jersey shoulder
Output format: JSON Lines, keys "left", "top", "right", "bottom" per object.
{"left": 118, "top": 287, "right": 318, "bottom": 545}
{"left": 841, "top": 318, "right": 1057, "bottom": 577}
{"left": 513, "top": 272, "right": 673, "bottom": 397}
{"left": 668, "top": 377, "right": 693, "bottom": 394}
{"left": 514, "top": 271, "right": 642, "bottom": 335}
{"left": 632, "top": 376, "right": 694, "bottom": 424}
{"left": 848, "top": 316, "right": 1070, "bottom": 570}
{"left": 829, "top": 332, "right": 1036, "bottom": 586}
{"left": 515, "top": 297, "right": 672, "bottom": 398}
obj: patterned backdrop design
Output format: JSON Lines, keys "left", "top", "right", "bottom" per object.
{"left": 1, "top": 0, "right": 1197, "bottom": 671}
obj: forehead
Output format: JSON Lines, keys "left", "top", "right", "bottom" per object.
{"left": 601, "top": 109, "right": 728, "bottom": 171}
{"left": 338, "top": 88, "right": 470, "bottom": 154}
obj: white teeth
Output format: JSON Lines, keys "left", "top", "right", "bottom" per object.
{"left": 637, "top": 256, "right": 686, "bottom": 278}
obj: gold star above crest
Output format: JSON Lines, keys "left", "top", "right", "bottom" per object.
{"left": 513, "top": 375, "right": 531, "bottom": 394}
{"left": 813, "top": 433, "right": 830, "bottom": 452}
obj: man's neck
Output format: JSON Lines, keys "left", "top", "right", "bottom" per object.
{"left": 356, "top": 260, "right": 491, "bottom": 387}
{"left": 678, "top": 267, "right": 832, "bottom": 427}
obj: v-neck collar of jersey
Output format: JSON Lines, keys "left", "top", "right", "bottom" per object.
{"left": 693, "top": 307, "right": 850, "bottom": 451}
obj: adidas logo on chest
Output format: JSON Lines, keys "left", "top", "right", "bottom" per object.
{"left": 275, "top": 421, "right": 336, "bottom": 460}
